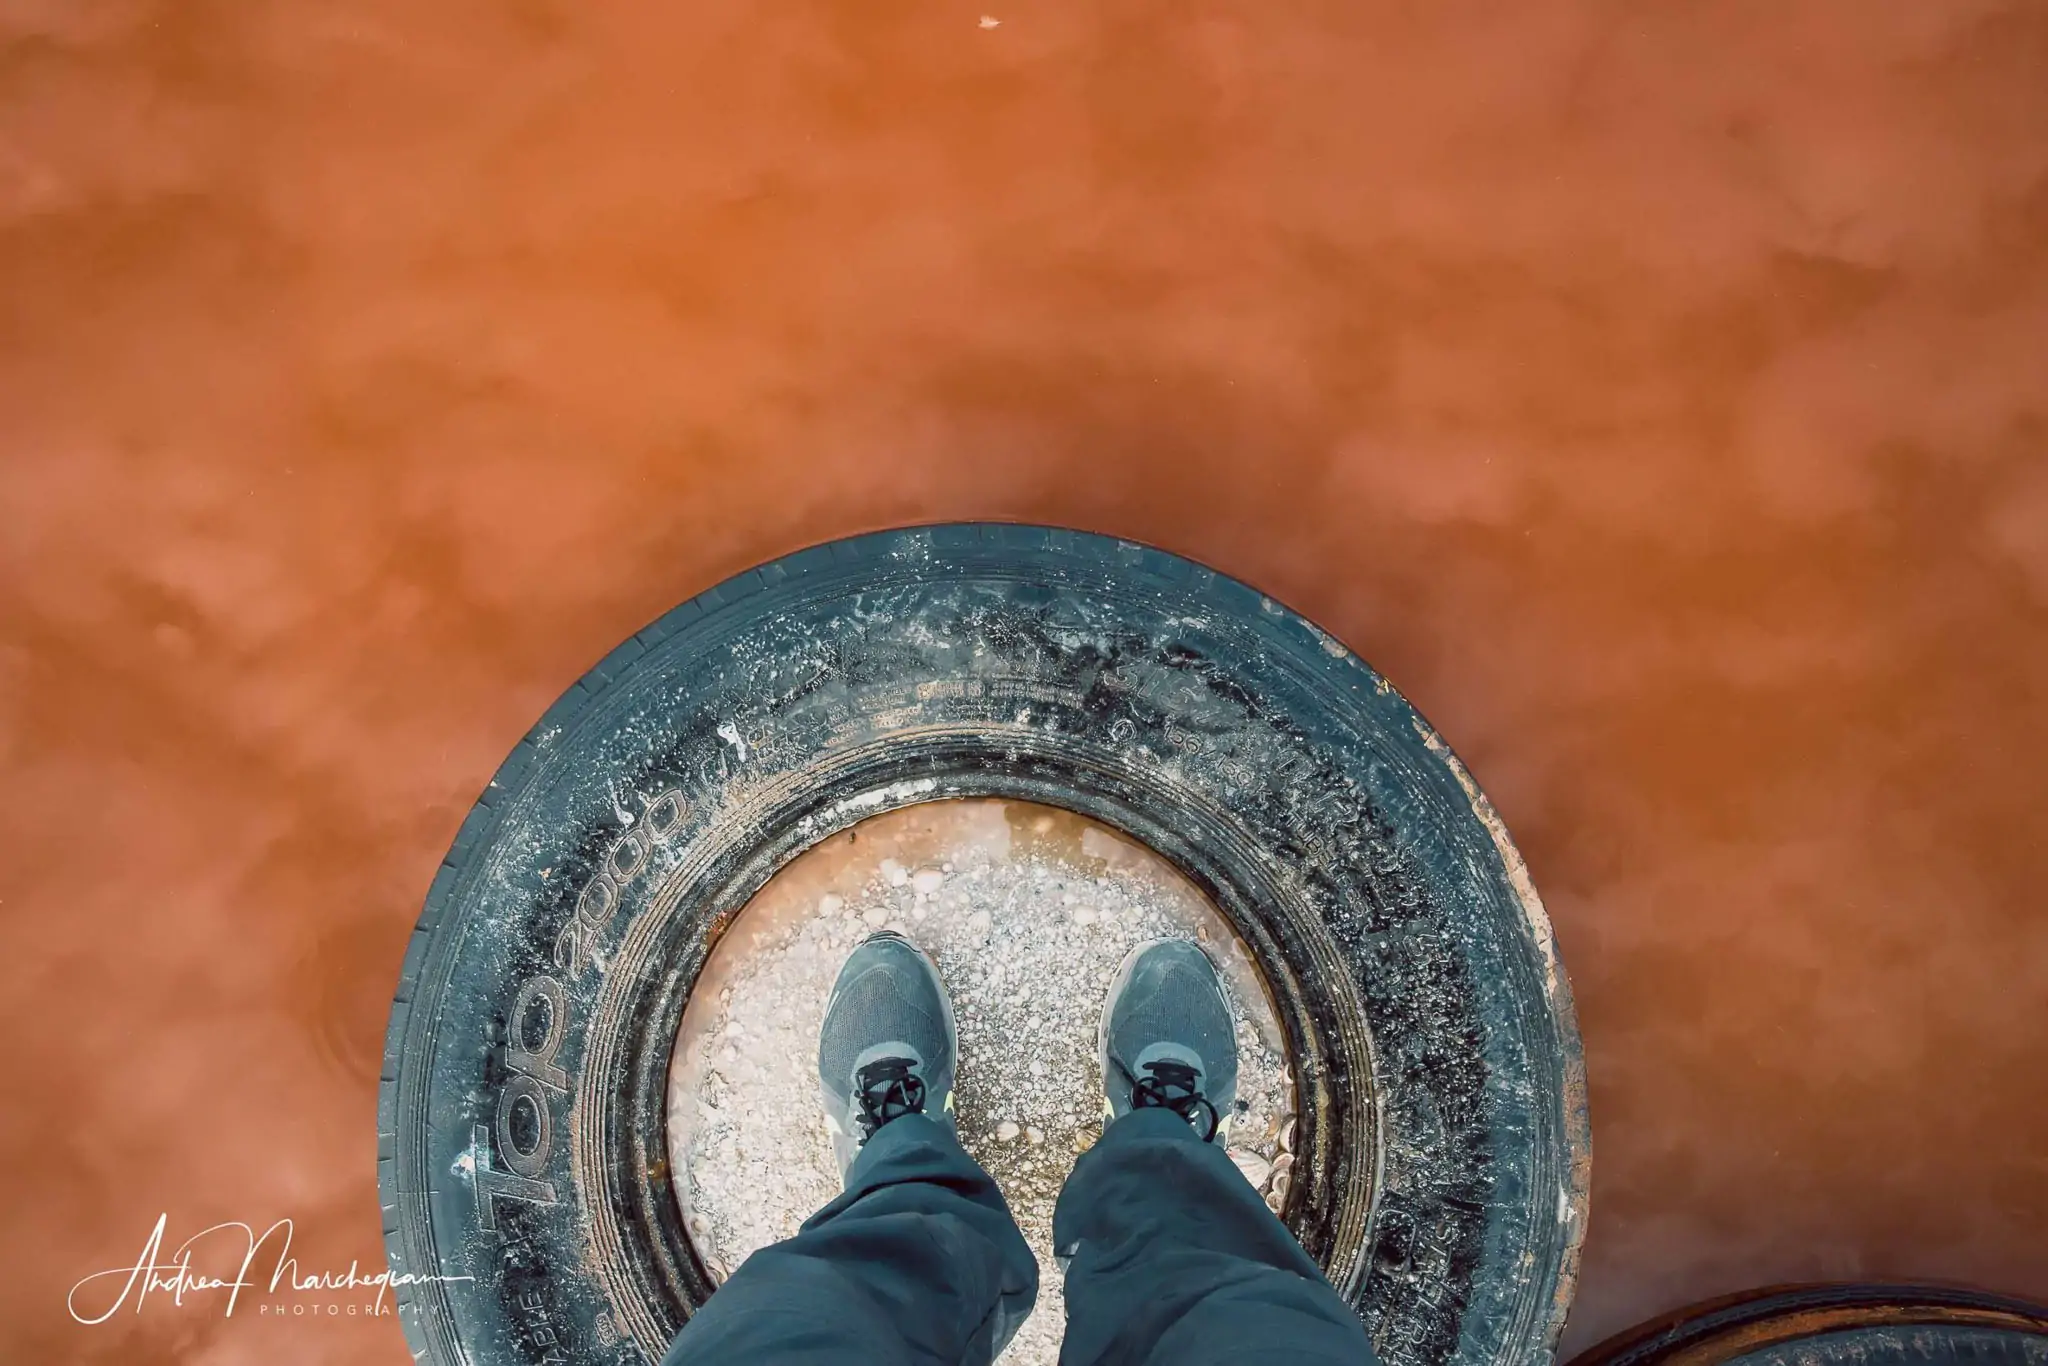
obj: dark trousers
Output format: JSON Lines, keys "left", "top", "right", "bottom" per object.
{"left": 661, "top": 1107, "right": 1377, "bottom": 1366}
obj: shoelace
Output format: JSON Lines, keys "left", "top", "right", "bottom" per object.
{"left": 1131, "top": 1059, "right": 1220, "bottom": 1142}
{"left": 853, "top": 1057, "right": 927, "bottom": 1138}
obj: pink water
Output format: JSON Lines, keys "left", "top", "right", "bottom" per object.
{"left": 3, "top": 3, "right": 2045, "bottom": 1363}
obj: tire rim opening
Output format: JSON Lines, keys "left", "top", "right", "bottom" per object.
{"left": 666, "top": 797, "right": 1301, "bottom": 1366}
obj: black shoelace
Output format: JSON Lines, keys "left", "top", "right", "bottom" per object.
{"left": 1132, "top": 1059, "right": 1220, "bottom": 1142}
{"left": 854, "top": 1057, "right": 927, "bottom": 1138}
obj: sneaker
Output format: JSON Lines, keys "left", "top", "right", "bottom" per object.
{"left": 1100, "top": 938, "right": 1238, "bottom": 1143}
{"left": 818, "top": 930, "right": 958, "bottom": 1178}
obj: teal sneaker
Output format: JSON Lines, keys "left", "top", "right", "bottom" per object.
{"left": 1100, "top": 939, "right": 1238, "bottom": 1144}
{"left": 818, "top": 931, "right": 958, "bottom": 1179}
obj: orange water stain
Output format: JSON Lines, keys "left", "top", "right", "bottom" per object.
{"left": 2, "top": 3, "right": 2045, "bottom": 1363}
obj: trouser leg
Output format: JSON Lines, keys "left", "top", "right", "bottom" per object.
{"left": 1053, "top": 1107, "right": 1378, "bottom": 1366}
{"left": 661, "top": 1113, "right": 1039, "bottom": 1366}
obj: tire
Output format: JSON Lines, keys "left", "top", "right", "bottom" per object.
{"left": 379, "top": 523, "right": 1590, "bottom": 1366}
{"left": 1562, "top": 1284, "right": 2048, "bottom": 1366}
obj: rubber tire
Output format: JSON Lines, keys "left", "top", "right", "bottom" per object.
{"left": 1562, "top": 1284, "right": 2048, "bottom": 1366}
{"left": 379, "top": 523, "right": 1589, "bottom": 1366}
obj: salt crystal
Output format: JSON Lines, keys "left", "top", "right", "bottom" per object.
{"left": 912, "top": 867, "right": 945, "bottom": 894}
{"left": 1072, "top": 905, "right": 1097, "bottom": 926}
{"left": 862, "top": 906, "right": 888, "bottom": 927}
{"left": 997, "top": 1120, "right": 1021, "bottom": 1141}
{"left": 1026, "top": 1126, "right": 1045, "bottom": 1145}
{"left": 881, "top": 859, "right": 908, "bottom": 887}
{"left": 819, "top": 894, "right": 844, "bottom": 916}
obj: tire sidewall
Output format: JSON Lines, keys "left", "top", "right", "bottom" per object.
{"left": 380, "top": 524, "right": 1588, "bottom": 1366}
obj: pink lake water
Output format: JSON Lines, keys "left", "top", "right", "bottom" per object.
{"left": 3, "top": 4, "right": 2045, "bottom": 1363}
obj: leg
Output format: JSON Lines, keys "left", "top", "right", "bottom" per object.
{"left": 1056, "top": 939, "right": 1378, "bottom": 1366}
{"left": 662, "top": 1112, "right": 1037, "bottom": 1366}
{"left": 663, "top": 930, "right": 1038, "bottom": 1366}
{"left": 1053, "top": 1107, "right": 1374, "bottom": 1366}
